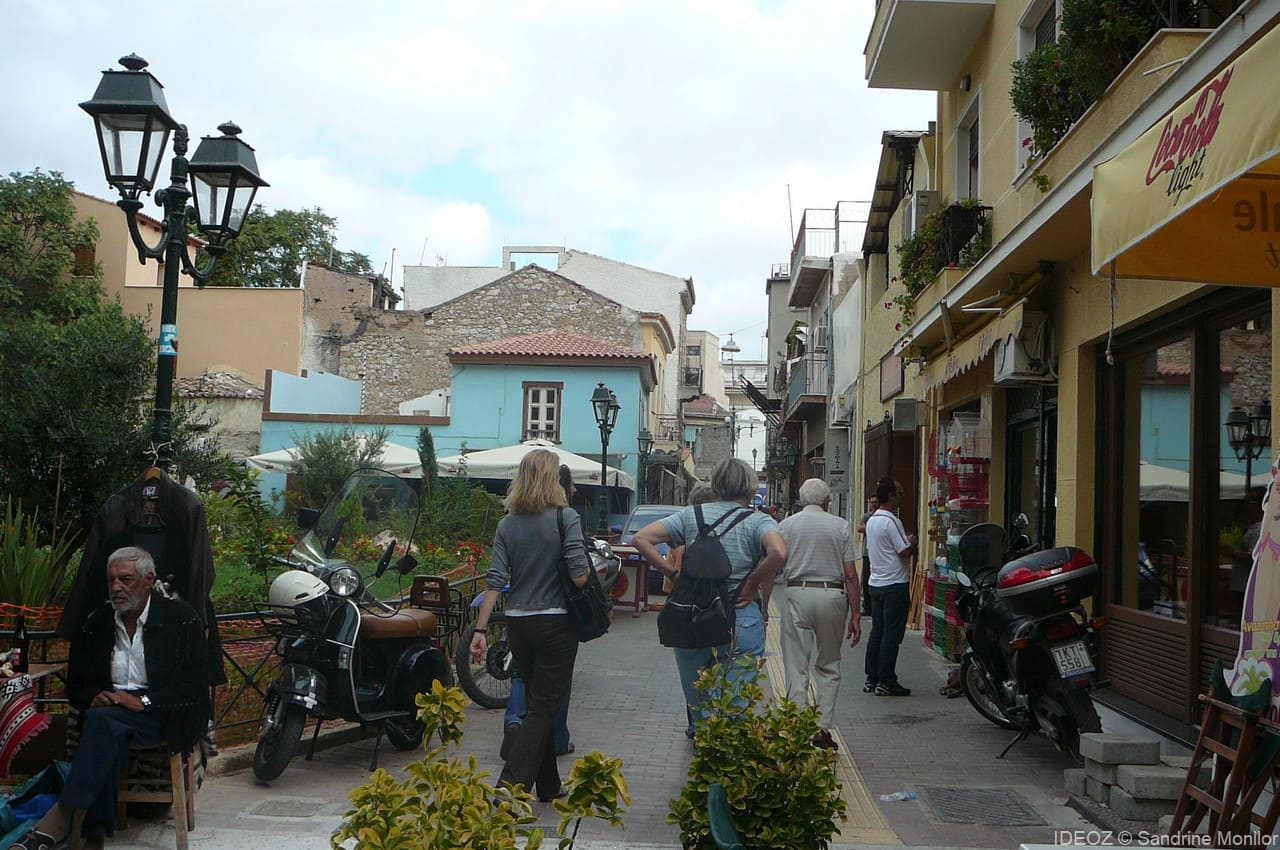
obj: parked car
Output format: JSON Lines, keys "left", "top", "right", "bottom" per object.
{"left": 610, "top": 504, "right": 683, "bottom": 597}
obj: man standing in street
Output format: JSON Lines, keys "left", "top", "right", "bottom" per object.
{"left": 855, "top": 496, "right": 877, "bottom": 617}
{"left": 779, "top": 479, "right": 861, "bottom": 750}
{"left": 864, "top": 477, "right": 916, "bottom": 697}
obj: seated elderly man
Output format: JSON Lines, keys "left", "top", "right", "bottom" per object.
{"left": 8, "top": 547, "right": 211, "bottom": 850}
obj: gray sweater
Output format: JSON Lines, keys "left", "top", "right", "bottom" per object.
{"left": 487, "top": 507, "right": 590, "bottom": 614}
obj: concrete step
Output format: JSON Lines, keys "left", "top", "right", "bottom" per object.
{"left": 1117, "top": 763, "right": 1187, "bottom": 801}
{"left": 1085, "top": 756, "right": 1118, "bottom": 784}
{"left": 1110, "top": 786, "right": 1175, "bottom": 822}
{"left": 1087, "top": 775, "right": 1112, "bottom": 806}
{"left": 1079, "top": 733, "right": 1161, "bottom": 766}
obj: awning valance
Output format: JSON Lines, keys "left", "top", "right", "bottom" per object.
{"left": 1092, "top": 24, "right": 1280, "bottom": 285}
{"left": 921, "top": 301, "right": 1029, "bottom": 389}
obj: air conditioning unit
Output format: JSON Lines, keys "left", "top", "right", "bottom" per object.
{"left": 904, "top": 190, "right": 938, "bottom": 237}
{"left": 994, "top": 311, "right": 1056, "bottom": 384}
{"left": 892, "top": 397, "right": 921, "bottom": 432}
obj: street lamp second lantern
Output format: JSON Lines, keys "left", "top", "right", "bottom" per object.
{"left": 591, "top": 383, "right": 620, "bottom": 534}
{"left": 637, "top": 428, "right": 654, "bottom": 504}
{"left": 81, "top": 54, "right": 267, "bottom": 466}
{"left": 1226, "top": 401, "right": 1272, "bottom": 494}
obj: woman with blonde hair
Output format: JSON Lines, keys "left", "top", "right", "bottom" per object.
{"left": 469, "top": 449, "right": 589, "bottom": 801}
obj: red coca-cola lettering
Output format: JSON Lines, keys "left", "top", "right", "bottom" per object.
{"left": 1145, "top": 66, "right": 1233, "bottom": 186}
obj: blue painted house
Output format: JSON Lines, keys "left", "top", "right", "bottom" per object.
{"left": 255, "top": 330, "right": 656, "bottom": 525}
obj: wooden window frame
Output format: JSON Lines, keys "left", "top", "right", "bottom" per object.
{"left": 522, "top": 381, "right": 563, "bottom": 443}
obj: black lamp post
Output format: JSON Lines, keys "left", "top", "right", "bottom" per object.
{"left": 1226, "top": 401, "right": 1272, "bottom": 495}
{"left": 81, "top": 54, "right": 267, "bottom": 467}
{"left": 591, "top": 383, "right": 620, "bottom": 533}
{"left": 637, "top": 428, "right": 654, "bottom": 505}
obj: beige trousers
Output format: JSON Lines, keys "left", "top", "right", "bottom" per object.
{"left": 781, "top": 585, "right": 849, "bottom": 729}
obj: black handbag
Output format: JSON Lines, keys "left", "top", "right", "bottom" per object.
{"left": 555, "top": 508, "right": 610, "bottom": 643}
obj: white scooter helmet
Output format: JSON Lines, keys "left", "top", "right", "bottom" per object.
{"left": 268, "top": 570, "right": 328, "bottom": 622}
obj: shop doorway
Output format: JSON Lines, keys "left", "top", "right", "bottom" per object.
{"left": 1005, "top": 387, "right": 1058, "bottom": 548}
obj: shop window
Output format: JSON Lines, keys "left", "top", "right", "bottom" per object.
{"left": 1206, "top": 310, "right": 1272, "bottom": 630}
{"left": 522, "top": 382, "right": 561, "bottom": 442}
{"left": 1099, "top": 290, "right": 1271, "bottom": 628}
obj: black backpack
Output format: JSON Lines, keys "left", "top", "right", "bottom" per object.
{"left": 657, "top": 505, "right": 753, "bottom": 649}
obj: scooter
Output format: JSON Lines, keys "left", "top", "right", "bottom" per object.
{"left": 252, "top": 468, "right": 452, "bottom": 783}
{"left": 953, "top": 520, "right": 1104, "bottom": 758}
{"left": 453, "top": 538, "right": 621, "bottom": 708}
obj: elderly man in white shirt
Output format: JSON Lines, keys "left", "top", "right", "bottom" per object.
{"left": 778, "top": 478, "right": 861, "bottom": 750}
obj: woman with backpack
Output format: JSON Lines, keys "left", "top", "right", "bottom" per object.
{"left": 469, "top": 449, "right": 589, "bottom": 802}
{"left": 632, "top": 458, "right": 787, "bottom": 739}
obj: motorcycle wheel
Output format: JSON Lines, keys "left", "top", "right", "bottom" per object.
{"left": 960, "top": 654, "right": 1018, "bottom": 730}
{"left": 253, "top": 699, "right": 306, "bottom": 783}
{"left": 1062, "top": 687, "right": 1102, "bottom": 758}
{"left": 455, "top": 611, "right": 513, "bottom": 709}
{"left": 384, "top": 715, "right": 425, "bottom": 751}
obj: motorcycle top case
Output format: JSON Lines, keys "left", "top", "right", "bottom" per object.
{"left": 996, "top": 547, "right": 1098, "bottom": 615}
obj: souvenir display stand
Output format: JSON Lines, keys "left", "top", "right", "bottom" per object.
{"left": 923, "top": 412, "right": 990, "bottom": 661}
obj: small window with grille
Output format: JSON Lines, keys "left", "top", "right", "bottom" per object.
{"left": 523, "top": 382, "right": 562, "bottom": 442}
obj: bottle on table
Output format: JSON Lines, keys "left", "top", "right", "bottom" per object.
{"left": 11, "top": 613, "right": 29, "bottom": 673}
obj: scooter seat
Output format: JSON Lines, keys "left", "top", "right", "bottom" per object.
{"left": 361, "top": 607, "right": 437, "bottom": 639}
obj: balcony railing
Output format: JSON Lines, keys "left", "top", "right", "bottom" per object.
{"left": 655, "top": 414, "right": 682, "bottom": 444}
{"left": 681, "top": 367, "right": 703, "bottom": 390}
{"left": 786, "top": 354, "right": 829, "bottom": 413}
{"left": 941, "top": 204, "right": 992, "bottom": 270}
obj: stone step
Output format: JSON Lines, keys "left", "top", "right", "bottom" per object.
{"left": 1087, "top": 775, "right": 1112, "bottom": 806}
{"left": 1079, "top": 733, "right": 1161, "bottom": 766}
{"left": 1085, "top": 757, "right": 1118, "bottom": 784}
{"left": 1065, "top": 767, "right": 1087, "bottom": 797}
{"left": 1117, "top": 764, "right": 1186, "bottom": 801}
{"left": 1110, "top": 786, "right": 1175, "bottom": 822}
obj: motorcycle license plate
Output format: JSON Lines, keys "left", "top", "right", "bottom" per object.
{"left": 1051, "top": 640, "right": 1095, "bottom": 677}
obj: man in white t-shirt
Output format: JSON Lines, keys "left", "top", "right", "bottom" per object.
{"left": 864, "top": 477, "right": 916, "bottom": 696}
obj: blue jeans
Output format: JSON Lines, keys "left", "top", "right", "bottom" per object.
{"left": 62, "top": 704, "right": 165, "bottom": 839}
{"left": 505, "top": 675, "right": 572, "bottom": 754}
{"left": 865, "top": 582, "right": 910, "bottom": 686}
{"left": 673, "top": 601, "right": 765, "bottom": 735}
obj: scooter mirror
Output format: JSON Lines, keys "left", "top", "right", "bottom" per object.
{"left": 955, "top": 570, "right": 973, "bottom": 588}
{"left": 296, "top": 507, "right": 319, "bottom": 530}
{"left": 395, "top": 552, "right": 419, "bottom": 576}
{"left": 374, "top": 540, "right": 396, "bottom": 579}
{"left": 1012, "top": 512, "right": 1030, "bottom": 529}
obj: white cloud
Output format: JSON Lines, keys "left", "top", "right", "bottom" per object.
{"left": 0, "top": 0, "right": 934, "bottom": 342}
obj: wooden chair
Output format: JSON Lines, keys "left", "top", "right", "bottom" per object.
{"left": 707, "top": 781, "right": 746, "bottom": 850}
{"left": 69, "top": 743, "right": 195, "bottom": 850}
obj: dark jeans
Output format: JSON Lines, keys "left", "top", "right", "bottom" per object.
{"left": 61, "top": 704, "right": 165, "bottom": 838}
{"left": 505, "top": 675, "right": 572, "bottom": 754}
{"left": 499, "top": 614, "right": 577, "bottom": 799}
{"left": 865, "top": 582, "right": 910, "bottom": 686}
{"left": 861, "top": 558, "right": 872, "bottom": 613}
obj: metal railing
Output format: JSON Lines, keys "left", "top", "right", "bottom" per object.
{"left": 790, "top": 202, "right": 871, "bottom": 271}
{"left": 26, "top": 572, "right": 490, "bottom": 745}
{"left": 786, "top": 354, "right": 829, "bottom": 413}
{"left": 655, "top": 414, "right": 682, "bottom": 443}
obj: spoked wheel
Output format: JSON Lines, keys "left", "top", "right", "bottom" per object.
{"left": 454, "top": 612, "right": 513, "bottom": 709}
{"left": 253, "top": 698, "right": 306, "bottom": 783}
{"left": 960, "top": 654, "right": 1017, "bottom": 730}
{"left": 384, "top": 714, "right": 426, "bottom": 751}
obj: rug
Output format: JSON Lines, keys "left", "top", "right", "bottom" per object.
{"left": 0, "top": 675, "right": 51, "bottom": 777}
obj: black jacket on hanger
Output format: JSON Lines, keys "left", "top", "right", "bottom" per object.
{"left": 57, "top": 470, "right": 226, "bottom": 685}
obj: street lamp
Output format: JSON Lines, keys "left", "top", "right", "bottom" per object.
{"left": 591, "top": 383, "right": 620, "bottom": 533}
{"left": 81, "top": 55, "right": 267, "bottom": 467}
{"left": 637, "top": 428, "right": 654, "bottom": 505}
{"left": 1226, "top": 401, "right": 1272, "bottom": 494}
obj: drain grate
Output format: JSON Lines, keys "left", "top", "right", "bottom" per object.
{"left": 249, "top": 798, "right": 325, "bottom": 818}
{"left": 915, "top": 786, "right": 1047, "bottom": 826}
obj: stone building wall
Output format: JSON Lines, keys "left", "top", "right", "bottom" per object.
{"left": 303, "top": 264, "right": 643, "bottom": 415}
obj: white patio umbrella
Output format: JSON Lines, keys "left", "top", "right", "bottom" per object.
{"left": 1139, "top": 461, "right": 1251, "bottom": 502}
{"left": 436, "top": 439, "right": 635, "bottom": 491}
{"left": 246, "top": 437, "right": 423, "bottom": 478}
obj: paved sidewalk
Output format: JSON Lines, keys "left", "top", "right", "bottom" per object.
{"left": 111, "top": 608, "right": 1109, "bottom": 849}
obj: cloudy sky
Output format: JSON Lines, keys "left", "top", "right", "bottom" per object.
{"left": 3, "top": 0, "right": 933, "bottom": 354}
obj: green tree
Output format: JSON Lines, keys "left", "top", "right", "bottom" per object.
{"left": 205, "top": 205, "right": 374, "bottom": 288}
{"left": 0, "top": 169, "right": 100, "bottom": 315}
{"left": 417, "top": 427, "right": 439, "bottom": 506}
{"left": 288, "top": 426, "right": 389, "bottom": 509}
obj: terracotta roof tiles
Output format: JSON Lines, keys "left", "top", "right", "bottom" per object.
{"left": 448, "top": 330, "right": 648, "bottom": 361}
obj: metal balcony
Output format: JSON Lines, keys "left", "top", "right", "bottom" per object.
{"left": 785, "top": 354, "right": 829, "bottom": 421}
{"left": 865, "top": 0, "right": 996, "bottom": 91}
{"left": 789, "top": 203, "right": 868, "bottom": 307}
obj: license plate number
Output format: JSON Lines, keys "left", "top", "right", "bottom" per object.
{"left": 1051, "top": 640, "right": 1095, "bottom": 677}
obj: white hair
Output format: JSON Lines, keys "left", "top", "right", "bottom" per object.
{"left": 107, "top": 546, "right": 156, "bottom": 579}
{"left": 796, "top": 478, "right": 831, "bottom": 507}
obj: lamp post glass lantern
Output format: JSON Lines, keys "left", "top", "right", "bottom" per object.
{"left": 637, "top": 428, "right": 653, "bottom": 505}
{"left": 591, "top": 383, "right": 619, "bottom": 534}
{"left": 81, "top": 55, "right": 267, "bottom": 467}
{"left": 1226, "top": 401, "right": 1272, "bottom": 494}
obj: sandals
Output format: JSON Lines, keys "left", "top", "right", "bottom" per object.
{"left": 8, "top": 829, "right": 59, "bottom": 850}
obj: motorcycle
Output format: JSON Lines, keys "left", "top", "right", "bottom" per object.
{"left": 953, "top": 520, "right": 1104, "bottom": 758}
{"left": 453, "top": 537, "right": 621, "bottom": 708}
{"left": 252, "top": 468, "right": 452, "bottom": 783}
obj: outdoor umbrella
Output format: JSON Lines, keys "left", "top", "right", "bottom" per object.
{"left": 436, "top": 439, "right": 635, "bottom": 491}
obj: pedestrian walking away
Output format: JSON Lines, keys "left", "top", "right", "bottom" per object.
{"left": 633, "top": 458, "right": 787, "bottom": 739}
{"left": 469, "top": 450, "right": 589, "bottom": 802}
{"left": 864, "top": 477, "right": 916, "bottom": 697}
{"left": 856, "top": 496, "right": 877, "bottom": 617}
{"left": 778, "top": 479, "right": 861, "bottom": 750}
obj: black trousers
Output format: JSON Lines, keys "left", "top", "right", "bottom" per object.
{"left": 61, "top": 704, "right": 165, "bottom": 838}
{"left": 865, "top": 582, "right": 911, "bottom": 686}
{"left": 498, "top": 614, "right": 577, "bottom": 799}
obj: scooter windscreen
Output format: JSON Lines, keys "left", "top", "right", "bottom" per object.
{"left": 956, "top": 522, "right": 1008, "bottom": 576}
{"left": 288, "top": 467, "right": 422, "bottom": 576}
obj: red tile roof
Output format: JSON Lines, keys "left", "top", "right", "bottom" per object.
{"left": 449, "top": 330, "right": 648, "bottom": 361}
